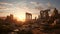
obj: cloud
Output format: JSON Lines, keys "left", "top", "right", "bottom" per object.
{"left": 30, "top": 2, "right": 44, "bottom": 7}
{"left": 30, "top": 2, "right": 39, "bottom": 6}
{"left": 0, "top": 2, "right": 15, "bottom": 10}
{"left": 46, "top": 2, "right": 56, "bottom": 9}
{"left": 0, "top": 2, "right": 13, "bottom": 6}
{"left": 0, "top": 1, "right": 44, "bottom": 18}
{"left": 46, "top": 2, "right": 51, "bottom": 7}
{"left": 30, "top": 1, "right": 57, "bottom": 10}
{"left": 13, "top": 1, "right": 40, "bottom": 19}
{"left": 0, "top": 6, "right": 7, "bottom": 9}
{"left": 30, "top": 1, "right": 48, "bottom": 10}
{"left": 0, "top": 5, "right": 13, "bottom": 11}
{"left": 0, "top": 2, "right": 15, "bottom": 12}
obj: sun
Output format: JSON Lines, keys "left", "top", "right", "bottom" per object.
{"left": 15, "top": 14, "right": 25, "bottom": 22}
{"left": 17, "top": 15, "right": 25, "bottom": 22}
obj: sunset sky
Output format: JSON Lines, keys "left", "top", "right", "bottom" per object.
{"left": 0, "top": 0, "right": 60, "bottom": 21}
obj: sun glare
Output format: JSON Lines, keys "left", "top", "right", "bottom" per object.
{"left": 14, "top": 14, "right": 25, "bottom": 22}
{"left": 17, "top": 15, "right": 25, "bottom": 22}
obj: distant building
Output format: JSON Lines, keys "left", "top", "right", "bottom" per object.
{"left": 6, "top": 14, "right": 13, "bottom": 19}
{"left": 26, "top": 12, "right": 32, "bottom": 21}
{"left": 5, "top": 14, "right": 14, "bottom": 23}
{"left": 40, "top": 9, "right": 50, "bottom": 20}
{"left": 51, "top": 8, "right": 58, "bottom": 17}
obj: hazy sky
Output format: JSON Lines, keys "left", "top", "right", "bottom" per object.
{"left": 0, "top": 0, "right": 60, "bottom": 19}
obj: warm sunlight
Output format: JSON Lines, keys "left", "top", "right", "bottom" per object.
{"left": 14, "top": 14, "right": 25, "bottom": 22}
